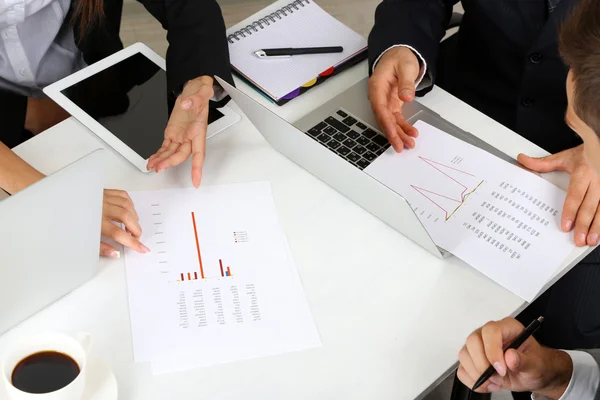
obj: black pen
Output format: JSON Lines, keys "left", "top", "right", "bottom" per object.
{"left": 254, "top": 46, "right": 343, "bottom": 59}
{"left": 472, "top": 316, "right": 544, "bottom": 392}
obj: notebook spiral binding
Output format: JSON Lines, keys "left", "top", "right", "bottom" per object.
{"left": 227, "top": 0, "right": 311, "bottom": 44}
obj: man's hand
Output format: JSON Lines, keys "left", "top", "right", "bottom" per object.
{"left": 518, "top": 144, "right": 600, "bottom": 246}
{"left": 368, "top": 46, "right": 421, "bottom": 152}
{"left": 457, "top": 318, "right": 572, "bottom": 398}
{"left": 146, "top": 76, "right": 215, "bottom": 188}
{"left": 100, "top": 189, "right": 149, "bottom": 258}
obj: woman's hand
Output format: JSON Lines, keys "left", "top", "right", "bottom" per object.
{"left": 100, "top": 189, "right": 149, "bottom": 258}
{"left": 146, "top": 75, "right": 215, "bottom": 188}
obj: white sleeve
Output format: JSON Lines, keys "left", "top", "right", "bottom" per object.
{"left": 531, "top": 351, "right": 600, "bottom": 400}
{"left": 371, "top": 44, "right": 432, "bottom": 91}
{"left": 212, "top": 84, "right": 227, "bottom": 102}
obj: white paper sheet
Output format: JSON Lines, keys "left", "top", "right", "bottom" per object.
{"left": 365, "top": 121, "right": 576, "bottom": 301}
{"left": 124, "top": 182, "right": 321, "bottom": 370}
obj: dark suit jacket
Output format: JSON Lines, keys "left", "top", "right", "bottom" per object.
{"left": 0, "top": 0, "right": 234, "bottom": 148}
{"left": 368, "top": 0, "right": 580, "bottom": 154}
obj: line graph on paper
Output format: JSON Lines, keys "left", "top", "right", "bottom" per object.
{"left": 410, "top": 156, "right": 484, "bottom": 221}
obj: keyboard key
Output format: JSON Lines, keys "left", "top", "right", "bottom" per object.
{"left": 346, "top": 130, "right": 360, "bottom": 140}
{"left": 372, "top": 134, "right": 389, "bottom": 146}
{"left": 364, "top": 152, "right": 377, "bottom": 161}
{"left": 356, "top": 122, "right": 367, "bottom": 130}
{"left": 307, "top": 127, "right": 321, "bottom": 137}
{"left": 366, "top": 142, "right": 380, "bottom": 152}
{"left": 363, "top": 128, "right": 378, "bottom": 139}
{"left": 333, "top": 132, "right": 346, "bottom": 142}
{"left": 353, "top": 145, "right": 367, "bottom": 155}
{"left": 356, "top": 136, "right": 370, "bottom": 146}
{"left": 326, "top": 117, "right": 350, "bottom": 132}
{"left": 347, "top": 152, "right": 361, "bottom": 163}
{"left": 342, "top": 116, "right": 357, "bottom": 126}
{"left": 376, "top": 144, "right": 391, "bottom": 155}
{"left": 336, "top": 110, "right": 348, "bottom": 118}
{"left": 324, "top": 126, "right": 337, "bottom": 135}
{"left": 317, "top": 133, "right": 331, "bottom": 143}
{"left": 328, "top": 139, "right": 341, "bottom": 150}
{"left": 342, "top": 138, "right": 357, "bottom": 148}
{"left": 338, "top": 146, "right": 351, "bottom": 156}
{"left": 357, "top": 159, "right": 370, "bottom": 169}
{"left": 315, "top": 122, "right": 327, "bottom": 130}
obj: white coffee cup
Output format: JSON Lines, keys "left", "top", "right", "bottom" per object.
{"left": 2, "top": 332, "right": 91, "bottom": 400}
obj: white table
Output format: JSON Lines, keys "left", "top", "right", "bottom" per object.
{"left": 0, "top": 61, "right": 592, "bottom": 400}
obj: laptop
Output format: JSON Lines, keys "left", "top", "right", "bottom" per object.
{"left": 217, "top": 76, "right": 515, "bottom": 258}
{"left": 0, "top": 150, "right": 105, "bottom": 334}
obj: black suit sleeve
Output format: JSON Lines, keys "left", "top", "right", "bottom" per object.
{"left": 368, "top": 0, "right": 457, "bottom": 94}
{"left": 137, "top": 0, "right": 234, "bottom": 101}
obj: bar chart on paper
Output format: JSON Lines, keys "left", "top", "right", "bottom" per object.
{"left": 123, "top": 182, "right": 321, "bottom": 371}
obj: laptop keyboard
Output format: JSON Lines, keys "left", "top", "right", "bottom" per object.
{"left": 304, "top": 109, "right": 391, "bottom": 170}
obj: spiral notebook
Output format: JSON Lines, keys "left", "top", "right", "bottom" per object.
{"left": 227, "top": 0, "right": 368, "bottom": 105}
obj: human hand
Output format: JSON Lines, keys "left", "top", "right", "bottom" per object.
{"left": 457, "top": 317, "right": 572, "bottom": 398}
{"left": 518, "top": 144, "right": 600, "bottom": 246}
{"left": 146, "top": 76, "right": 215, "bottom": 188}
{"left": 368, "top": 46, "right": 420, "bottom": 152}
{"left": 100, "top": 189, "right": 149, "bottom": 258}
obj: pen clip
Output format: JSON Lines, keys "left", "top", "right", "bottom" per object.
{"left": 254, "top": 50, "right": 291, "bottom": 59}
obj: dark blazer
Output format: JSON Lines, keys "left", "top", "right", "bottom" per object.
{"left": 0, "top": 0, "right": 234, "bottom": 148}
{"left": 368, "top": 0, "right": 580, "bottom": 154}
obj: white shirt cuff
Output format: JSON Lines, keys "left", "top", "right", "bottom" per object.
{"left": 212, "top": 84, "right": 227, "bottom": 102}
{"left": 371, "top": 44, "right": 432, "bottom": 91}
{"left": 531, "top": 350, "right": 600, "bottom": 400}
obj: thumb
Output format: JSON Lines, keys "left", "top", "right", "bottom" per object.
{"left": 517, "top": 153, "right": 565, "bottom": 173}
{"left": 397, "top": 75, "right": 416, "bottom": 103}
{"left": 505, "top": 349, "right": 536, "bottom": 374}
{"left": 180, "top": 96, "right": 193, "bottom": 110}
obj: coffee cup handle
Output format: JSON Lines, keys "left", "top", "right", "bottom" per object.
{"left": 74, "top": 331, "right": 92, "bottom": 356}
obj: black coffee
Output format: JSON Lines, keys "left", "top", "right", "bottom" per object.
{"left": 11, "top": 351, "right": 80, "bottom": 394}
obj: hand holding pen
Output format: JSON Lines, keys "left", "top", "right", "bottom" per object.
{"left": 457, "top": 317, "right": 573, "bottom": 398}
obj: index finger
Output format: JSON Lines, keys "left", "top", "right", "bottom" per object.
{"left": 190, "top": 121, "right": 208, "bottom": 188}
{"left": 482, "top": 318, "right": 525, "bottom": 374}
{"left": 369, "top": 79, "right": 401, "bottom": 148}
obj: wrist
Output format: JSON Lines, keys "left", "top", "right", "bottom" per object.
{"left": 536, "top": 350, "right": 573, "bottom": 399}
{"left": 383, "top": 46, "right": 420, "bottom": 69}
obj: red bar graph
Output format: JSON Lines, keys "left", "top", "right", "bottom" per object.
{"left": 175, "top": 213, "right": 235, "bottom": 282}
{"left": 191, "top": 212, "right": 205, "bottom": 279}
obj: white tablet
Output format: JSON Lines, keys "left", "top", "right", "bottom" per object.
{"left": 44, "top": 43, "right": 240, "bottom": 173}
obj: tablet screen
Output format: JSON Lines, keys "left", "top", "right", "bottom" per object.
{"left": 61, "top": 52, "right": 223, "bottom": 159}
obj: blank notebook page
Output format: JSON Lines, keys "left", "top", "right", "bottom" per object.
{"left": 227, "top": 0, "right": 367, "bottom": 101}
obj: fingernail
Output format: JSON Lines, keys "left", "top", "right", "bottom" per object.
{"left": 103, "top": 250, "right": 120, "bottom": 258}
{"left": 181, "top": 99, "right": 192, "bottom": 110}
{"left": 578, "top": 233, "right": 587, "bottom": 245}
{"left": 590, "top": 234, "right": 599, "bottom": 246}
{"left": 400, "top": 90, "right": 413, "bottom": 99}
{"left": 487, "top": 384, "right": 501, "bottom": 393}
{"left": 141, "top": 244, "right": 151, "bottom": 253}
{"left": 564, "top": 219, "right": 573, "bottom": 231}
{"left": 493, "top": 362, "right": 506, "bottom": 377}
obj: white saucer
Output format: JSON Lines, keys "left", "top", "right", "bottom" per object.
{"left": 0, "top": 356, "right": 117, "bottom": 400}
{"left": 84, "top": 356, "right": 118, "bottom": 400}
